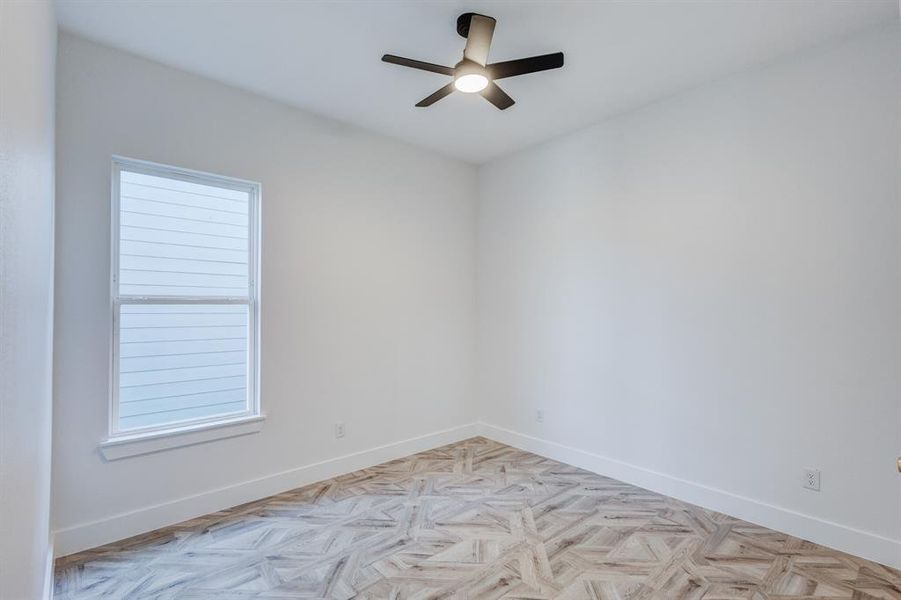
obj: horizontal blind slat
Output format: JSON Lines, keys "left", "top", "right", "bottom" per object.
{"left": 119, "top": 337, "right": 246, "bottom": 358}
{"left": 120, "top": 393, "right": 247, "bottom": 418}
{"left": 121, "top": 197, "right": 249, "bottom": 225}
{"left": 120, "top": 374, "right": 246, "bottom": 403}
{"left": 120, "top": 269, "right": 247, "bottom": 289}
{"left": 119, "top": 185, "right": 248, "bottom": 214}
{"left": 121, "top": 350, "right": 246, "bottom": 373}
{"left": 122, "top": 226, "right": 247, "bottom": 251}
{"left": 121, "top": 312, "right": 246, "bottom": 328}
{"left": 119, "top": 400, "right": 248, "bottom": 430}
{"left": 121, "top": 211, "right": 248, "bottom": 239}
{"left": 121, "top": 171, "right": 249, "bottom": 202}
{"left": 120, "top": 324, "right": 247, "bottom": 343}
{"left": 120, "top": 363, "right": 245, "bottom": 386}
{"left": 119, "top": 284, "right": 249, "bottom": 296}
{"left": 121, "top": 238, "right": 248, "bottom": 257}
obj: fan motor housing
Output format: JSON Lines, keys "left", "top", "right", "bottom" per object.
{"left": 454, "top": 59, "right": 487, "bottom": 79}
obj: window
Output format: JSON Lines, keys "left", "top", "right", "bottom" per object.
{"left": 109, "top": 157, "right": 260, "bottom": 440}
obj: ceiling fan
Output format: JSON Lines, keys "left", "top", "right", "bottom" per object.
{"left": 382, "top": 12, "right": 564, "bottom": 110}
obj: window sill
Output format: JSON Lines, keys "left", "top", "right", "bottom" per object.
{"left": 99, "top": 414, "right": 265, "bottom": 461}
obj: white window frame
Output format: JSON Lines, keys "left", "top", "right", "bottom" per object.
{"left": 104, "top": 156, "right": 262, "bottom": 456}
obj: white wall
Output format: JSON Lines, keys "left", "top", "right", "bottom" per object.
{"left": 477, "top": 26, "right": 901, "bottom": 566}
{"left": 0, "top": 1, "right": 57, "bottom": 598}
{"left": 53, "top": 34, "right": 477, "bottom": 555}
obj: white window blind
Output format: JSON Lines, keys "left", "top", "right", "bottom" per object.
{"left": 111, "top": 159, "right": 260, "bottom": 436}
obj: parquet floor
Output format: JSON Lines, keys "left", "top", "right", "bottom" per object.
{"left": 55, "top": 437, "right": 901, "bottom": 599}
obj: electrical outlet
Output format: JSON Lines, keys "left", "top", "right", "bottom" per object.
{"left": 802, "top": 468, "right": 820, "bottom": 491}
{"left": 536, "top": 409, "right": 544, "bottom": 423}
{"left": 335, "top": 422, "right": 346, "bottom": 439}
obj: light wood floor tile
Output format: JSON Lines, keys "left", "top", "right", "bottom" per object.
{"left": 54, "top": 437, "right": 901, "bottom": 599}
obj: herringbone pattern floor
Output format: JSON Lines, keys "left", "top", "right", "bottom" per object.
{"left": 55, "top": 437, "right": 901, "bottom": 599}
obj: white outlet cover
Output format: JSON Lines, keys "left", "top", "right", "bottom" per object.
{"left": 802, "top": 468, "right": 821, "bottom": 491}
{"left": 536, "top": 410, "right": 544, "bottom": 423}
{"left": 335, "top": 423, "right": 346, "bottom": 438}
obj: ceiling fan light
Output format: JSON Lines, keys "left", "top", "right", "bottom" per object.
{"left": 454, "top": 73, "right": 489, "bottom": 93}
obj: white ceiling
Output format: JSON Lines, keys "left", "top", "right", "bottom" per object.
{"left": 55, "top": 0, "right": 897, "bottom": 164}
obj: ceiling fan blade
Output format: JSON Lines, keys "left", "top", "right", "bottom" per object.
{"left": 487, "top": 52, "right": 564, "bottom": 80}
{"left": 463, "top": 14, "right": 496, "bottom": 66}
{"left": 480, "top": 82, "right": 515, "bottom": 110}
{"left": 382, "top": 54, "right": 454, "bottom": 76}
{"left": 416, "top": 83, "right": 456, "bottom": 107}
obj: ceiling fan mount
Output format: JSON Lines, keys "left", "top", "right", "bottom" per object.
{"left": 456, "top": 12, "right": 478, "bottom": 38}
{"left": 382, "top": 12, "right": 564, "bottom": 110}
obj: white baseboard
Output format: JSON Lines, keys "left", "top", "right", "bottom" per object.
{"left": 477, "top": 422, "right": 901, "bottom": 570}
{"left": 44, "top": 536, "right": 54, "bottom": 599}
{"left": 53, "top": 421, "right": 901, "bottom": 570}
{"left": 53, "top": 423, "right": 479, "bottom": 558}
